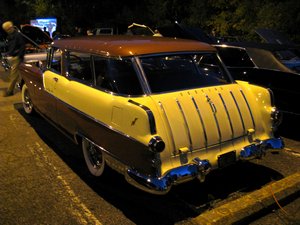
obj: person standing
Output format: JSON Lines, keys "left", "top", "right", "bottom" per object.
{"left": 43, "top": 27, "right": 50, "bottom": 37}
{"left": 1, "top": 21, "right": 25, "bottom": 97}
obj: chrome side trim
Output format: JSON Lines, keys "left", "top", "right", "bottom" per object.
{"left": 206, "top": 94, "right": 222, "bottom": 143}
{"left": 230, "top": 91, "right": 246, "bottom": 135}
{"left": 128, "top": 99, "right": 157, "bottom": 135}
{"left": 240, "top": 89, "right": 256, "bottom": 129}
{"left": 218, "top": 93, "right": 234, "bottom": 139}
{"left": 158, "top": 101, "right": 176, "bottom": 155}
{"left": 45, "top": 92, "right": 146, "bottom": 145}
{"left": 191, "top": 96, "right": 208, "bottom": 148}
{"left": 176, "top": 98, "right": 193, "bottom": 151}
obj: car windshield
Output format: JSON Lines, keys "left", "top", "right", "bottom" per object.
{"left": 139, "top": 53, "right": 232, "bottom": 93}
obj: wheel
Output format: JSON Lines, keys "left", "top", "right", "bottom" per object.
{"left": 82, "top": 137, "right": 105, "bottom": 176}
{"left": 21, "top": 84, "right": 34, "bottom": 114}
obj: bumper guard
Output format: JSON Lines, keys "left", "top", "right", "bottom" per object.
{"left": 240, "top": 137, "right": 284, "bottom": 159}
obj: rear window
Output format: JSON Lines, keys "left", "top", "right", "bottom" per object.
{"left": 139, "top": 53, "right": 232, "bottom": 93}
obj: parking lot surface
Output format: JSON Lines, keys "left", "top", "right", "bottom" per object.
{"left": 1, "top": 67, "right": 300, "bottom": 225}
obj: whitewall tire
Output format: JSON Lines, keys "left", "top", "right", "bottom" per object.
{"left": 82, "top": 137, "right": 105, "bottom": 176}
{"left": 21, "top": 84, "right": 34, "bottom": 114}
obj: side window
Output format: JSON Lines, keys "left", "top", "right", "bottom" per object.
{"left": 48, "top": 48, "right": 62, "bottom": 73}
{"left": 93, "top": 57, "right": 114, "bottom": 91}
{"left": 67, "top": 52, "right": 94, "bottom": 84}
{"left": 195, "top": 53, "right": 231, "bottom": 84}
{"left": 94, "top": 57, "right": 143, "bottom": 95}
{"left": 106, "top": 58, "right": 143, "bottom": 95}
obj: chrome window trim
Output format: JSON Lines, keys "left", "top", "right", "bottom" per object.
{"left": 133, "top": 56, "right": 151, "bottom": 95}
{"left": 138, "top": 51, "right": 216, "bottom": 58}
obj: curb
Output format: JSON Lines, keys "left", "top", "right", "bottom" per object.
{"left": 187, "top": 172, "right": 300, "bottom": 225}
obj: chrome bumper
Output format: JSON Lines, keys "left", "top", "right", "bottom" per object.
{"left": 125, "top": 158, "right": 211, "bottom": 195}
{"left": 240, "top": 137, "right": 284, "bottom": 159}
{"left": 125, "top": 137, "right": 284, "bottom": 195}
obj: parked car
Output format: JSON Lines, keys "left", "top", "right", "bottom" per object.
{"left": 19, "top": 35, "right": 283, "bottom": 194}
{"left": 155, "top": 22, "right": 300, "bottom": 120}
{"left": 157, "top": 21, "right": 214, "bottom": 44}
{"left": 157, "top": 22, "right": 300, "bottom": 73}
{"left": 254, "top": 28, "right": 296, "bottom": 45}
{"left": 93, "top": 27, "right": 114, "bottom": 35}
{"left": 20, "top": 24, "right": 53, "bottom": 53}
{"left": 215, "top": 43, "right": 300, "bottom": 118}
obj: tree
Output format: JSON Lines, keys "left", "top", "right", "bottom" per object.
{"left": 0, "top": 0, "right": 299, "bottom": 42}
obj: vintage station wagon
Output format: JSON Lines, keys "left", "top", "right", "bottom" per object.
{"left": 19, "top": 36, "right": 284, "bottom": 194}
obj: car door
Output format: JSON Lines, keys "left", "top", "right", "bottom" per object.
{"left": 41, "top": 49, "right": 63, "bottom": 124}
{"left": 51, "top": 52, "right": 114, "bottom": 138}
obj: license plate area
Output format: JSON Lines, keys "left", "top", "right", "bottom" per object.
{"left": 218, "top": 151, "right": 236, "bottom": 168}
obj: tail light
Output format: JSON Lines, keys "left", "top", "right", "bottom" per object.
{"left": 148, "top": 136, "right": 165, "bottom": 153}
{"left": 271, "top": 107, "right": 283, "bottom": 129}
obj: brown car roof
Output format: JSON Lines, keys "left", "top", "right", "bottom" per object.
{"left": 53, "top": 35, "right": 215, "bottom": 57}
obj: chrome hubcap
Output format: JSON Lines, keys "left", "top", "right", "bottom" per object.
{"left": 87, "top": 142, "right": 102, "bottom": 168}
{"left": 24, "top": 90, "right": 33, "bottom": 112}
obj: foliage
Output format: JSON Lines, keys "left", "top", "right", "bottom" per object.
{"left": 0, "top": 0, "right": 299, "bottom": 43}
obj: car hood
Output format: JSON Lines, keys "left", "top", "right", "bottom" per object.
{"left": 21, "top": 25, "right": 52, "bottom": 48}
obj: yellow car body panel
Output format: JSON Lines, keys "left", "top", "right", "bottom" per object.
{"left": 46, "top": 71, "right": 276, "bottom": 176}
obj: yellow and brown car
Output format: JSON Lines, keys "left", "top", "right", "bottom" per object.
{"left": 19, "top": 35, "right": 284, "bottom": 194}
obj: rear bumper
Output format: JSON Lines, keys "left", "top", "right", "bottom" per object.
{"left": 125, "top": 137, "right": 284, "bottom": 195}
{"left": 240, "top": 137, "right": 284, "bottom": 159}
